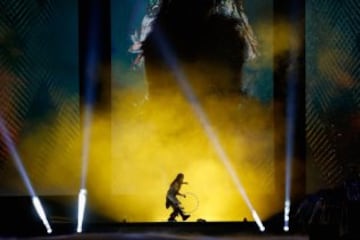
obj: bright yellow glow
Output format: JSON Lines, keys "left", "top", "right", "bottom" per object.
{"left": 15, "top": 59, "right": 284, "bottom": 223}
{"left": 14, "top": 22, "right": 290, "bottom": 222}
{"left": 89, "top": 61, "right": 282, "bottom": 223}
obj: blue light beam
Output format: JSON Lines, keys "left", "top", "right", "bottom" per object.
{"left": 0, "top": 116, "right": 52, "bottom": 234}
{"left": 283, "top": 59, "right": 298, "bottom": 233}
{"left": 78, "top": 1, "right": 102, "bottom": 232}
{"left": 283, "top": 0, "right": 302, "bottom": 229}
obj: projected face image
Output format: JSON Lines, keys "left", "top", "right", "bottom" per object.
{"left": 95, "top": 0, "right": 276, "bottom": 223}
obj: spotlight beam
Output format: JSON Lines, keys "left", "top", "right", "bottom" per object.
{"left": 78, "top": 0, "right": 104, "bottom": 232}
{"left": 0, "top": 116, "right": 52, "bottom": 234}
{"left": 0, "top": 117, "right": 35, "bottom": 196}
{"left": 80, "top": 105, "right": 93, "bottom": 189}
{"left": 283, "top": 0, "right": 304, "bottom": 231}
{"left": 77, "top": 105, "right": 92, "bottom": 233}
{"left": 151, "top": 29, "right": 265, "bottom": 231}
{"left": 77, "top": 188, "right": 87, "bottom": 233}
{"left": 80, "top": 12, "right": 100, "bottom": 189}
{"left": 283, "top": 66, "right": 298, "bottom": 232}
{"left": 33, "top": 196, "right": 52, "bottom": 234}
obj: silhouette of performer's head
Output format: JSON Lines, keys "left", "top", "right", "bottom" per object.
{"left": 142, "top": 0, "right": 257, "bottom": 98}
{"left": 176, "top": 173, "right": 184, "bottom": 181}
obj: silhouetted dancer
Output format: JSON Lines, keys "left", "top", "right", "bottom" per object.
{"left": 166, "top": 173, "right": 190, "bottom": 221}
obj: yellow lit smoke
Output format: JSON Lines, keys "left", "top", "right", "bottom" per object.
{"left": 14, "top": 59, "right": 284, "bottom": 223}
{"left": 84, "top": 61, "right": 283, "bottom": 223}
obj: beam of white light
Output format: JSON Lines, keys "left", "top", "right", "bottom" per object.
{"left": 1, "top": 116, "right": 52, "bottom": 233}
{"left": 78, "top": 68, "right": 95, "bottom": 235}
{"left": 80, "top": 105, "right": 93, "bottom": 188}
{"left": 78, "top": 83, "right": 95, "bottom": 234}
{"left": 78, "top": 3, "right": 102, "bottom": 232}
{"left": 252, "top": 210, "right": 265, "bottom": 232}
{"left": 77, "top": 188, "right": 87, "bottom": 233}
{"left": 283, "top": 2, "right": 303, "bottom": 230}
{"left": 284, "top": 119, "right": 294, "bottom": 233}
{"left": 80, "top": 0, "right": 103, "bottom": 189}
{"left": 283, "top": 57, "right": 298, "bottom": 232}
{"left": 152, "top": 30, "right": 265, "bottom": 231}
{"left": 283, "top": 200, "right": 290, "bottom": 232}
{"left": 0, "top": 117, "right": 35, "bottom": 196}
{"left": 32, "top": 196, "right": 52, "bottom": 234}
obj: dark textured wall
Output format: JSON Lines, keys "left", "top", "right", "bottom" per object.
{"left": 306, "top": 0, "right": 360, "bottom": 190}
{"left": 0, "top": 0, "right": 80, "bottom": 195}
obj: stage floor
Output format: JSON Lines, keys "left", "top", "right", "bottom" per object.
{"left": 1, "top": 221, "right": 309, "bottom": 240}
{"left": 26, "top": 232, "right": 309, "bottom": 240}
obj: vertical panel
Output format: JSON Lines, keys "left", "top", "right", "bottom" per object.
{"left": 306, "top": 0, "right": 360, "bottom": 190}
{"left": 0, "top": 0, "right": 80, "bottom": 195}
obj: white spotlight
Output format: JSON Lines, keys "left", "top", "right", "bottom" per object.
{"left": 32, "top": 196, "right": 52, "bottom": 234}
{"left": 77, "top": 188, "right": 87, "bottom": 233}
{"left": 251, "top": 210, "right": 265, "bottom": 232}
{"left": 283, "top": 199, "right": 291, "bottom": 232}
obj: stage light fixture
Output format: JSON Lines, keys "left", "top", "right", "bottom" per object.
{"left": 32, "top": 196, "right": 53, "bottom": 234}
{"left": 77, "top": 188, "right": 87, "bottom": 233}
{"left": 252, "top": 210, "right": 265, "bottom": 232}
{"left": 283, "top": 199, "right": 290, "bottom": 232}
